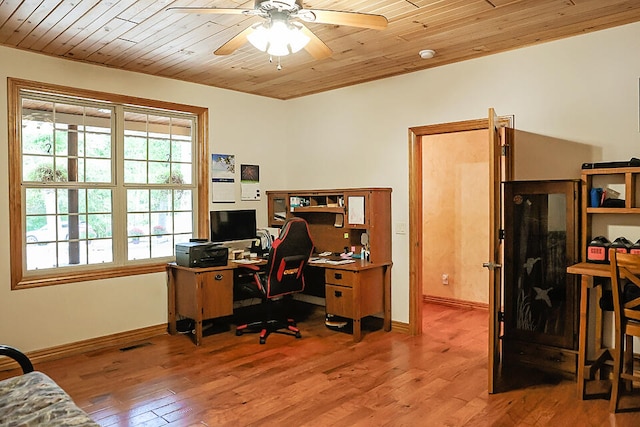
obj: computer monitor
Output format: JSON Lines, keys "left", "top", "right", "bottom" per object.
{"left": 210, "top": 209, "right": 257, "bottom": 243}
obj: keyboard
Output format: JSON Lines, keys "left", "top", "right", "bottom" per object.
{"left": 234, "top": 259, "right": 261, "bottom": 264}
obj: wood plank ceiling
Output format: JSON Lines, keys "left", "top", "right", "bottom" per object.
{"left": 2, "top": 0, "right": 640, "bottom": 100}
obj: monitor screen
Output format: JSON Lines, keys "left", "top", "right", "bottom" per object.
{"left": 210, "top": 209, "right": 257, "bottom": 243}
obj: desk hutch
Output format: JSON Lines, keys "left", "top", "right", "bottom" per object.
{"left": 267, "top": 188, "right": 392, "bottom": 263}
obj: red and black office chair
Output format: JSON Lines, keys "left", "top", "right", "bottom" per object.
{"left": 236, "top": 217, "right": 314, "bottom": 344}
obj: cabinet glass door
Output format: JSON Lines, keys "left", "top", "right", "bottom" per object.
{"left": 504, "top": 180, "right": 579, "bottom": 350}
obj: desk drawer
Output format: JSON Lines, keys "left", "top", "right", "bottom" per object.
{"left": 202, "top": 270, "right": 234, "bottom": 319}
{"left": 326, "top": 285, "right": 354, "bottom": 317}
{"left": 325, "top": 269, "right": 356, "bottom": 287}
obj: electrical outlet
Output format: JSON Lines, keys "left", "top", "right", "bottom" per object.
{"left": 441, "top": 274, "right": 449, "bottom": 285}
{"left": 395, "top": 222, "right": 407, "bottom": 234}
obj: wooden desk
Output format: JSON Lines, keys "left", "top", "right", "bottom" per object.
{"left": 167, "top": 260, "right": 392, "bottom": 345}
{"left": 567, "top": 262, "right": 613, "bottom": 399}
{"left": 167, "top": 263, "right": 235, "bottom": 346}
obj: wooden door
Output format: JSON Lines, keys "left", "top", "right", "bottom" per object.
{"left": 487, "top": 108, "right": 513, "bottom": 393}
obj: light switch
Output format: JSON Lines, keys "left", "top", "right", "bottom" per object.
{"left": 395, "top": 222, "right": 407, "bottom": 234}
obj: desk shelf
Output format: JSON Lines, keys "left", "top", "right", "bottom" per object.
{"left": 292, "top": 206, "right": 345, "bottom": 214}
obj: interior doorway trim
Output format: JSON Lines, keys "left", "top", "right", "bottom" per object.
{"left": 408, "top": 117, "right": 512, "bottom": 335}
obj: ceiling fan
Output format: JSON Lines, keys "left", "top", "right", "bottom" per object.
{"left": 167, "top": 0, "right": 388, "bottom": 60}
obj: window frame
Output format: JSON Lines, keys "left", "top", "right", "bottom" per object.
{"left": 8, "top": 78, "right": 209, "bottom": 289}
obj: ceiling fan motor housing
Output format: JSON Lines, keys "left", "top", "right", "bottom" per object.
{"left": 256, "top": 0, "right": 303, "bottom": 13}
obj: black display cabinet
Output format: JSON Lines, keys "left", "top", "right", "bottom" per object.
{"left": 503, "top": 180, "right": 580, "bottom": 376}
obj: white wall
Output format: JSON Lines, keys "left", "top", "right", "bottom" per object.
{"left": 0, "top": 47, "right": 288, "bottom": 351}
{"left": 2, "top": 20, "right": 640, "bottom": 351}
{"left": 284, "top": 21, "right": 640, "bottom": 322}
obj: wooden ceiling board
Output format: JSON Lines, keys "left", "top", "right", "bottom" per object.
{"left": 15, "top": 1, "right": 88, "bottom": 50}
{"left": 20, "top": 1, "right": 103, "bottom": 51}
{"left": 2, "top": 1, "right": 58, "bottom": 46}
{"left": 1, "top": 0, "right": 639, "bottom": 99}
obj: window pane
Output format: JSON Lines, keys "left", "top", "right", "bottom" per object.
{"left": 149, "top": 136, "right": 170, "bottom": 162}
{"left": 86, "top": 132, "right": 111, "bottom": 158}
{"left": 150, "top": 189, "right": 171, "bottom": 212}
{"left": 128, "top": 236, "right": 150, "bottom": 260}
{"left": 149, "top": 162, "right": 170, "bottom": 184}
{"left": 151, "top": 212, "right": 172, "bottom": 234}
{"left": 171, "top": 140, "right": 192, "bottom": 163}
{"left": 175, "top": 190, "right": 192, "bottom": 211}
{"left": 125, "top": 160, "right": 147, "bottom": 183}
{"left": 87, "top": 189, "right": 111, "bottom": 212}
{"left": 128, "top": 189, "right": 149, "bottom": 212}
{"left": 128, "top": 213, "right": 149, "bottom": 238}
{"left": 124, "top": 135, "right": 147, "bottom": 160}
{"left": 174, "top": 212, "right": 193, "bottom": 234}
{"left": 172, "top": 164, "right": 192, "bottom": 185}
{"left": 152, "top": 236, "right": 173, "bottom": 258}
{"left": 85, "top": 158, "right": 112, "bottom": 182}
{"left": 25, "top": 189, "right": 48, "bottom": 215}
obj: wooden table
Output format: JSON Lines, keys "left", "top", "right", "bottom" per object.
{"left": 567, "top": 262, "right": 614, "bottom": 399}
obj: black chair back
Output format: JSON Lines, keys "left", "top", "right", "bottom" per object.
{"left": 264, "top": 217, "right": 314, "bottom": 299}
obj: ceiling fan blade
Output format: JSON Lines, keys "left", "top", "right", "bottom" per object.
{"left": 166, "top": 7, "right": 253, "bottom": 15}
{"left": 214, "top": 26, "right": 254, "bottom": 56}
{"left": 302, "top": 10, "right": 388, "bottom": 30}
{"left": 299, "top": 25, "right": 332, "bottom": 60}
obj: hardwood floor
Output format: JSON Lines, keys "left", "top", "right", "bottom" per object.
{"left": 4, "top": 303, "right": 640, "bottom": 426}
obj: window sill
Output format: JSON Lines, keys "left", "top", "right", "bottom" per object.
{"left": 13, "top": 262, "right": 170, "bottom": 290}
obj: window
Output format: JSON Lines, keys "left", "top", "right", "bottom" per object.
{"left": 9, "top": 79, "right": 209, "bottom": 289}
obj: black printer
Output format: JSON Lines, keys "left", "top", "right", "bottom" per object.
{"left": 175, "top": 241, "right": 228, "bottom": 268}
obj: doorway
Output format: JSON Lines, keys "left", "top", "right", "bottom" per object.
{"left": 407, "top": 116, "right": 512, "bottom": 336}
{"left": 421, "top": 129, "right": 490, "bottom": 308}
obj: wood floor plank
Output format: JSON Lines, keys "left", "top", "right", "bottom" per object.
{"left": 3, "top": 302, "right": 640, "bottom": 425}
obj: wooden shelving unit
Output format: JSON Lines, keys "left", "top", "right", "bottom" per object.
{"left": 581, "top": 166, "right": 640, "bottom": 260}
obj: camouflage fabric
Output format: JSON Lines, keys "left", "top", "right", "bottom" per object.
{"left": 0, "top": 371, "right": 98, "bottom": 426}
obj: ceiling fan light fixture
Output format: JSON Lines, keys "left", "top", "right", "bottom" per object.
{"left": 247, "top": 18, "right": 310, "bottom": 57}
{"left": 288, "top": 23, "right": 310, "bottom": 53}
{"left": 247, "top": 23, "right": 270, "bottom": 52}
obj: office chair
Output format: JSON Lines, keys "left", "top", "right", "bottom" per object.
{"left": 236, "top": 217, "right": 314, "bottom": 344}
{"left": 609, "top": 249, "right": 640, "bottom": 412}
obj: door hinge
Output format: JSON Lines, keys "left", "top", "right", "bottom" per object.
{"left": 498, "top": 311, "right": 505, "bottom": 322}
{"left": 501, "top": 145, "right": 509, "bottom": 156}
{"left": 499, "top": 229, "right": 505, "bottom": 240}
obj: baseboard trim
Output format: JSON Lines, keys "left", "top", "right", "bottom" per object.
{"left": 0, "top": 324, "right": 167, "bottom": 372}
{"left": 423, "top": 295, "right": 488, "bottom": 311}
{"left": 391, "top": 321, "right": 410, "bottom": 334}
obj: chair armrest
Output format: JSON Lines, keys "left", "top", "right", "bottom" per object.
{"left": 0, "top": 345, "right": 34, "bottom": 374}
